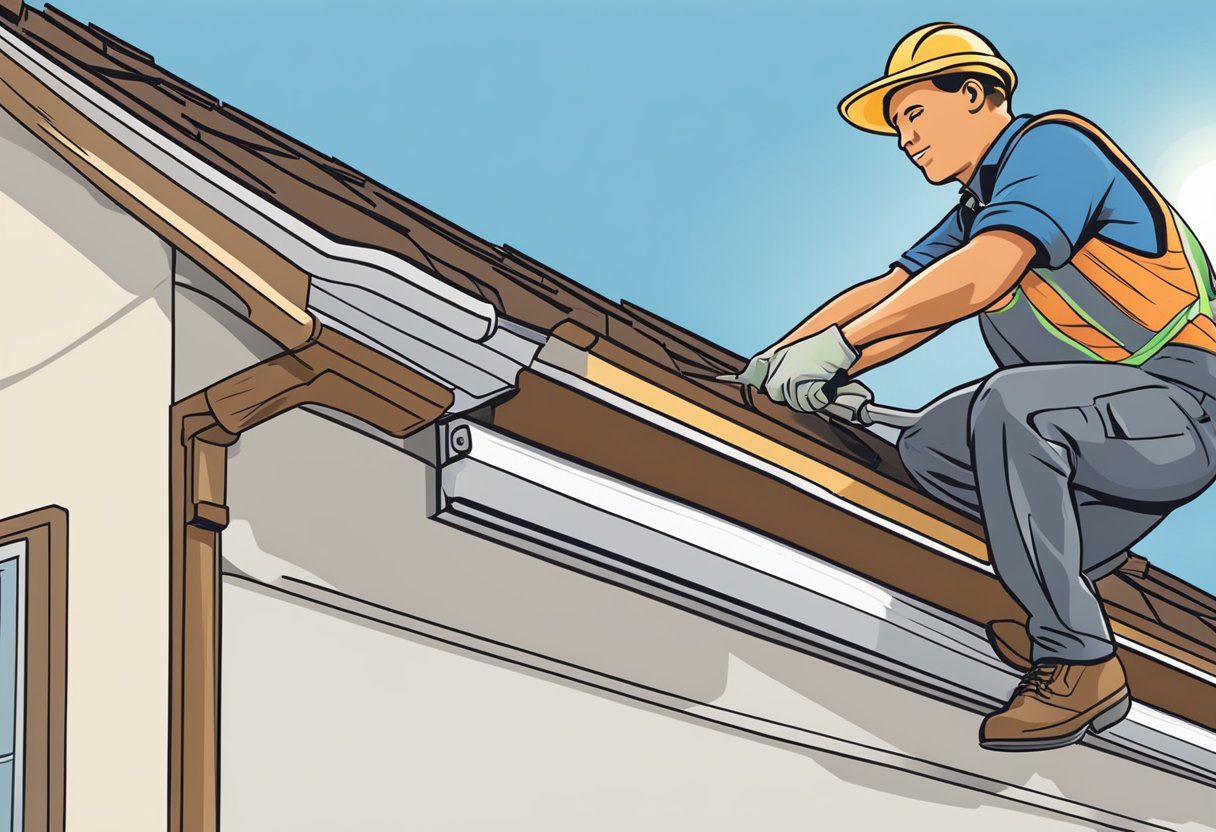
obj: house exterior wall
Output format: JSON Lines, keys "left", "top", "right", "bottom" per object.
{"left": 172, "top": 251, "right": 281, "bottom": 400}
{"left": 214, "top": 399, "right": 1216, "bottom": 831}
{"left": 0, "top": 105, "right": 171, "bottom": 829}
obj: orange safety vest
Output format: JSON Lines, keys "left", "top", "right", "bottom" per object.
{"left": 982, "top": 111, "right": 1216, "bottom": 365}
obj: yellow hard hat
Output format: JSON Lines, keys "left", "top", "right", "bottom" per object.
{"left": 838, "top": 23, "right": 1016, "bottom": 135}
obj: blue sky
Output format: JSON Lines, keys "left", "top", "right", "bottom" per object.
{"left": 49, "top": 1, "right": 1216, "bottom": 592}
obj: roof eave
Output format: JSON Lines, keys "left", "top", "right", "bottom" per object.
{"left": 0, "top": 22, "right": 541, "bottom": 414}
{"left": 487, "top": 323, "right": 1216, "bottom": 730}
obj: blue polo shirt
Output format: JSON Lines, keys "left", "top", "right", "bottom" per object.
{"left": 892, "top": 112, "right": 1161, "bottom": 275}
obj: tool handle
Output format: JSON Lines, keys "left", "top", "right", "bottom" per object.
{"left": 824, "top": 400, "right": 925, "bottom": 429}
{"left": 862, "top": 403, "right": 924, "bottom": 429}
{"left": 823, "top": 399, "right": 873, "bottom": 426}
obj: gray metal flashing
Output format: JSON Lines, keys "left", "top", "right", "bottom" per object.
{"left": 0, "top": 25, "right": 543, "bottom": 413}
{"left": 310, "top": 279, "right": 542, "bottom": 410}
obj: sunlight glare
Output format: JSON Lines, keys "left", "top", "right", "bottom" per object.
{"left": 1178, "top": 160, "right": 1216, "bottom": 252}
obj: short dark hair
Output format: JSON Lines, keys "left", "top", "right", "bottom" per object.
{"left": 884, "top": 72, "right": 1011, "bottom": 123}
{"left": 929, "top": 72, "right": 1009, "bottom": 105}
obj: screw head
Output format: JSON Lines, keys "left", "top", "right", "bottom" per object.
{"left": 449, "top": 425, "right": 471, "bottom": 454}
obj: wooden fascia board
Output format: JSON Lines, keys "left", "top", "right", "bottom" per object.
{"left": 0, "top": 39, "right": 316, "bottom": 349}
{"left": 491, "top": 326, "right": 1216, "bottom": 733}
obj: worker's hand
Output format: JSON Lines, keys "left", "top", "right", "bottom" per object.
{"left": 763, "top": 325, "right": 860, "bottom": 412}
{"left": 719, "top": 342, "right": 783, "bottom": 391}
{"left": 821, "top": 379, "right": 874, "bottom": 425}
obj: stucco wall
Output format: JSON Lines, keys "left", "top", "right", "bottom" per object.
{"left": 172, "top": 251, "right": 281, "bottom": 400}
{"left": 0, "top": 105, "right": 171, "bottom": 829}
{"left": 215, "top": 402, "right": 1216, "bottom": 832}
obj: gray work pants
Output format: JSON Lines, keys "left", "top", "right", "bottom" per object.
{"left": 896, "top": 362, "right": 1216, "bottom": 664}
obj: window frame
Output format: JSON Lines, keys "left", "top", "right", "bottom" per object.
{"left": 0, "top": 507, "right": 67, "bottom": 832}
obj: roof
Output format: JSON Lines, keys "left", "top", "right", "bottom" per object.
{"left": 2, "top": 2, "right": 1215, "bottom": 737}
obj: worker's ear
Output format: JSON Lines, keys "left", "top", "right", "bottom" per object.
{"left": 963, "top": 79, "right": 986, "bottom": 114}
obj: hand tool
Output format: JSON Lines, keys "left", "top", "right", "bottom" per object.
{"left": 703, "top": 368, "right": 923, "bottom": 429}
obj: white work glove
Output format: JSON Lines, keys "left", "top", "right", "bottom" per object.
{"left": 763, "top": 325, "right": 861, "bottom": 413}
{"left": 724, "top": 342, "right": 782, "bottom": 391}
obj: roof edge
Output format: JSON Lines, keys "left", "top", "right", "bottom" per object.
{"left": 516, "top": 328, "right": 1216, "bottom": 709}
{"left": 0, "top": 21, "right": 539, "bottom": 413}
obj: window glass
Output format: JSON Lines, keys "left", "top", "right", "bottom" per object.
{"left": 0, "top": 547, "right": 22, "bottom": 832}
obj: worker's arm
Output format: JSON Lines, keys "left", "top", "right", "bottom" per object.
{"left": 767, "top": 265, "right": 912, "bottom": 352}
{"left": 849, "top": 327, "right": 945, "bottom": 375}
{"left": 841, "top": 229, "right": 1037, "bottom": 350}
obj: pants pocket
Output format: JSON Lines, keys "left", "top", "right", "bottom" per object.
{"left": 1091, "top": 386, "right": 1202, "bottom": 441}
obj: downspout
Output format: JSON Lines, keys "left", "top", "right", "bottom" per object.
{"left": 168, "top": 318, "right": 455, "bottom": 832}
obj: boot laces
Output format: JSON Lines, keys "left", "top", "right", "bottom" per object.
{"left": 1014, "top": 661, "right": 1060, "bottom": 699}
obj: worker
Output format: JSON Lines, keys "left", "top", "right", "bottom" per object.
{"left": 737, "top": 22, "right": 1216, "bottom": 751}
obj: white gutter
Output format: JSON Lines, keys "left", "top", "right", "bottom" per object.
{"left": 530, "top": 342, "right": 1216, "bottom": 690}
{"left": 435, "top": 418, "right": 1216, "bottom": 790}
{"left": 0, "top": 25, "right": 544, "bottom": 413}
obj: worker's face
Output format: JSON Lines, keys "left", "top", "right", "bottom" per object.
{"left": 886, "top": 79, "right": 992, "bottom": 185}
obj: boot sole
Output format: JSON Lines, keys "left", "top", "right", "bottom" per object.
{"left": 979, "top": 692, "right": 1131, "bottom": 752}
{"left": 1089, "top": 692, "right": 1132, "bottom": 735}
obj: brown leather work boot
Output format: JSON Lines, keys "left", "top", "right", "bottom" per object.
{"left": 980, "top": 655, "right": 1131, "bottom": 751}
{"left": 986, "top": 619, "right": 1032, "bottom": 672}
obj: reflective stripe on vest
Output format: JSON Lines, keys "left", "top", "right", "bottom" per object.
{"left": 982, "top": 112, "right": 1216, "bottom": 365}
